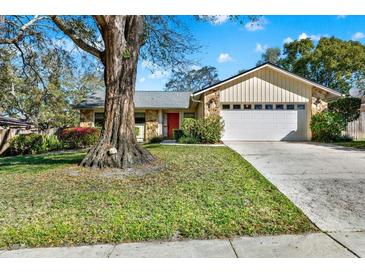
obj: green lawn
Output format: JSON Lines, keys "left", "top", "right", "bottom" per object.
{"left": 0, "top": 145, "right": 315, "bottom": 249}
{"left": 335, "top": 140, "right": 365, "bottom": 150}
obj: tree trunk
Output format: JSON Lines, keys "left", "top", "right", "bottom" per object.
{"left": 80, "top": 16, "right": 155, "bottom": 168}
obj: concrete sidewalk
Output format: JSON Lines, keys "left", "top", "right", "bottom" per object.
{"left": 0, "top": 232, "right": 360, "bottom": 258}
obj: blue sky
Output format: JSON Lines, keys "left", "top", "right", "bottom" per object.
{"left": 136, "top": 15, "right": 365, "bottom": 91}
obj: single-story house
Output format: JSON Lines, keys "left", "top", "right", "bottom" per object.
{"left": 75, "top": 62, "right": 342, "bottom": 141}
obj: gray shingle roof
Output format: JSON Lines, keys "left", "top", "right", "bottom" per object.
{"left": 75, "top": 89, "right": 192, "bottom": 109}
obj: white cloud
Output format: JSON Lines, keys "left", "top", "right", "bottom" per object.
{"left": 337, "top": 15, "right": 347, "bottom": 19}
{"left": 298, "top": 32, "right": 308, "bottom": 40}
{"left": 190, "top": 65, "right": 202, "bottom": 71}
{"left": 142, "top": 60, "right": 170, "bottom": 79}
{"left": 244, "top": 17, "right": 268, "bottom": 32}
{"left": 255, "top": 43, "right": 268, "bottom": 53}
{"left": 298, "top": 32, "right": 322, "bottom": 41}
{"left": 283, "top": 37, "right": 294, "bottom": 44}
{"left": 149, "top": 70, "right": 169, "bottom": 79}
{"left": 198, "top": 15, "right": 229, "bottom": 25}
{"left": 351, "top": 32, "right": 365, "bottom": 40}
{"left": 217, "top": 53, "right": 233, "bottom": 63}
{"left": 139, "top": 77, "right": 145, "bottom": 83}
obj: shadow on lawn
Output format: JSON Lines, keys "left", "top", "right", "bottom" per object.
{"left": 0, "top": 151, "right": 85, "bottom": 174}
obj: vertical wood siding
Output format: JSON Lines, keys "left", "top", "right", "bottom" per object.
{"left": 220, "top": 67, "right": 311, "bottom": 103}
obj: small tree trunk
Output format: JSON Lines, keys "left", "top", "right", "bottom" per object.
{"left": 80, "top": 16, "right": 155, "bottom": 168}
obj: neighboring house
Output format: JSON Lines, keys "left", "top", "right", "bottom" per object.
{"left": 75, "top": 62, "right": 341, "bottom": 141}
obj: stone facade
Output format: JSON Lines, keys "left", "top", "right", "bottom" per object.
{"left": 203, "top": 89, "right": 220, "bottom": 117}
{"left": 145, "top": 110, "right": 159, "bottom": 141}
{"left": 80, "top": 109, "right": 94, "bottom": 128}
{"left": 311, "top": 97, "right": 328, "bottom": 115}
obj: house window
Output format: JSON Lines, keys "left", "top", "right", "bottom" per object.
{"left": 254, "top": 104, "right": 263, "bottom": 110}
{"left": 265, "top": 104, "right": 273, "bottom": 110}
{"left": 184, "top": 112, "right": 195, "bottom": 119}
{"left": 244, "top": 104, "right": 252, "bottom": 110}
{"left": 276, "top": 104, "right": 284, "bottom": 110}
{"left": 135, "top": 113, "right": 145, "bottom": 124}
{"left": 286, "top": 104, "right": 295, "bottom": 110}
{"left": 297, "top": 104, "right": 306, "bottom": 110}
{"left": 222, "top": 104, "right": 230, "bottom": 110}
{"left": 94, "top": 112, "right": 104, "bottom": 127}
{"left": 233, "top": 104, "right": 241, "bottom": 110}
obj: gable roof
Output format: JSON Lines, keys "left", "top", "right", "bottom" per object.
{"left": 75, "top": 90, "right": 192, "bottom": 109}
{"left": 192, "top": 62, "right": 342, "bottom": 97}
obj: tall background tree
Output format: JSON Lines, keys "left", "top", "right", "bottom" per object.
{"left": 1, "top": 15, "right": 256, "bottom": 168}
{"left": 164, "top": 66, "right": 219, "bottom": 92}
{"left": 256, "top": 47, "right": 281, "bottom": 65}
{"left": 279, "top": 37, "right": 365, "bottom": 94}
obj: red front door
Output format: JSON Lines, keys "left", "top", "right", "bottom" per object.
{"left": 167, "top": 113, "right": 179, "bottom": 139}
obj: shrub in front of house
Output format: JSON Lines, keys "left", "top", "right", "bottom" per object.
{"left": 149, "top": 135, "right": 164, "bottom": 144}
{"left": 328, "top": 97, "right": 362, "bottom": 122}
{"left": 177, "top": 135, "right": 199, "bottom": 144}
{"left": 7, "top": 133, "right": 62, "bottom": 156}
{"left": 310, "top": 111, "right": 347, "bottom": 142}
{"left": 181, "top": 115, "right": 224, "bottom": 143}
{"left": 173, "top": 129, "right": 184, "bottom": 141}
{"left": 59, "top": 127, "right": 100, "bottom": 149}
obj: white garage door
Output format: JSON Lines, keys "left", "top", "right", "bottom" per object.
{"left": 221, "top": 109, "right": 308, "bottom": 141}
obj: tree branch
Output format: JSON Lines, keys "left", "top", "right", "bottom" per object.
{"left": 0, "top": 15, "right": 45, "bottom": 44}
{"left": 51, "top": 16, "right": 104, "bottom": 61}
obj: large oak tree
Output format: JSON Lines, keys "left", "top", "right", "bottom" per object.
{"left": 0, "top": 15, "right": 255, "bottom": 169}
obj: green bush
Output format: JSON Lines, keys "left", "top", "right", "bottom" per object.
{"left": 328, "top": 97, "right": 362, "bottom": 122}
{"left": 173, "top": 129, "right": 184, "bottom": 141}
{"left": 59, "top": 127, "right": 100, "bottom": 149}
{"left": 149, "top": 135, "right": 164, "bottom": 144}
{"left": 178, "top": 135, "right": 199, "bottom": 144}
{"left": 7, "top": 133, "right": 62, "bottom": 156}
{"left": 310, "top": 111, "right": 347, "bottom": 142}
{"left": 181, "top": 115, "right": 224, "bottom": 143}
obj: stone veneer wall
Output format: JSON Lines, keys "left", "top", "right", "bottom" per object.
{"left": 80, "top": 109, "right": 94, "bottom": 127}
{"left": 203, "top": 89, "right": 220, "bottom": 117}
{"left": 145, "top": 110, "right": 159, "bottom": 141}
{"left": 311, "top": 97, "right": 328, "bottom": 115}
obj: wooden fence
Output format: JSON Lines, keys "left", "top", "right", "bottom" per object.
{"left": 346, "top": 112, "right": 365, "bottom": 140}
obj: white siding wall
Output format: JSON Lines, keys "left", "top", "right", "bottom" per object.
{"left": 220, "top": 67, "right": 311, "bottom": 103}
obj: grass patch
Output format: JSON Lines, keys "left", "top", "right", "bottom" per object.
{"left": 335, "top": 140, "right": 365, "bottom": 150}
{"left": 0, "top": 145, "right": 315, "bottom": 248}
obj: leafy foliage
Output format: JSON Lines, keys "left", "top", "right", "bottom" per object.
{"left": 256, "top": 47, "right": 281, "bottom": 65}
{"left": 181, "top": 115, "right": 224, "bottom": 143}
{"left": 178, "top": 135, "right": 199, "bottom": 144}
{"left": 310, "top": 111, "right": 347, "bottom": 142}
{"left": 6, "top": 133, "right": 62, "bottom": 156}
{"left": 148, "top": 136, "right": 164, "bottom": 144}
{"left": 164, "top": 66, "right": 219, "bottom": 92}
{"left": 328, "top": 97, "right": 362, "bottom": 122}
{"left": 279, "top": 37, "right": 365, "bottom": 93}
{"left": 59, "top": 127, "right": 100, "bottom": 149}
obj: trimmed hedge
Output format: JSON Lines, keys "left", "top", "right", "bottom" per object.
{"left": 7, "top": 133, "right": 62, "bottom": 156}
{"left": 181, "top": 115, "right": 224, "bottom": 144}
{"left": 59, "top": 127, "right": 100, "bottom": 149}
{"left": 310, "top": 111, "right": 347, "bottom": 142}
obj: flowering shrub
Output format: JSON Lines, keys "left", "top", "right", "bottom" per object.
{"left": 59, "top": 127, "right": 100, "bottom": 149}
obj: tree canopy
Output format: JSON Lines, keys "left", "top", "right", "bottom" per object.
{"left": 279, "top": 37, "right": 365, "bottom": 94}
{"left": 164, "top": 66, "right": 219, "bottom": 92}
{"left": 256, "top": 47, "right": 281, "bottom": 65}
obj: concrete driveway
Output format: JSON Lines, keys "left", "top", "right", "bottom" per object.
{"left": 225, "top": 141, "right": 365, "bottom": 233}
